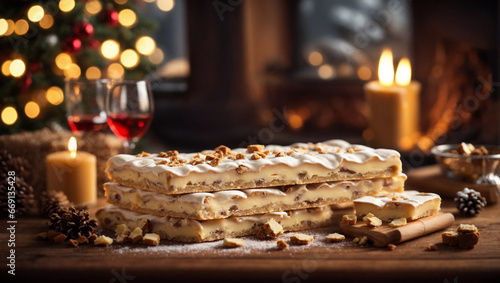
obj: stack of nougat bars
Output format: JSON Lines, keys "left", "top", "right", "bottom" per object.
{"left": 97, "top": 140, "right": 405, "bottom": 242}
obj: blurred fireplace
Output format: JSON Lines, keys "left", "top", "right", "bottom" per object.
{"left": 412, "top": 0, "right": 500, "bottom": 151}
{"left": 151, "top": 0, "right": 500, "bottom": 150}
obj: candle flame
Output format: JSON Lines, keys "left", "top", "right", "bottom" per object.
{"left": 68, "top": 137, "right": 77, "bottom": 158}
{"left": 378, "top": 49, "right": 394, "bottom": 87}
{"left": 395, "top": 58, "right": 412, "bottom": 86}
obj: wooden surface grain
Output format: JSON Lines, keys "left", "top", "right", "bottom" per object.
{"left": 1, "top": 172, "right": 500, "bottom": 282}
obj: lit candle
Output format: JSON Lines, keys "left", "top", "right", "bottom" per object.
{"left": 364, "top": 49, "right": 421, "bottom": 151}
{"left": 46, "top": 137, "right": 97, "bottom": 205}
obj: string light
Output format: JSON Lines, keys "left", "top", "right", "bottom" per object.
{"left": 136, "top": 36, "right": 155, "bottom": 55}
{"left": 64, "top": 63, "right": 81, "bottom": 79}
{"left": 148, "top": 48, "right": 164, "bottom": 65}
{"left": 9, "top": 59, "right": 26, "bottom": 78}
{"left": 14, "top": 19, "right": 29, "bottom": 36}
{"left": 115, "top": 0, "right": 128, "bottom": 4}
{"left": 46, "top": 86, "right": 64, "bottom": 105}
{"left": 55, "top": 53, "right": 72, "bottom": 70}
{"left": 27, "top": 5, "right": 45, "bottom": 22}
{"left": 0, "top": 19, "right": 8, "bottom": 36}
{"left": 85, "top": 0, "right": 102, "bottom": 15}
{"left": 1, "top": 106, "right": 18, "bottom": 125}
{"left": 107, "top": 63, "right": 124, "bottom": 79}
{"left": 101, "top": 40, "right": 120, "bottom": 59}
{"left": 1, "top": 60, "right": 11, "bottom": 76}
{"left": 39, "top": 14, "right": 54, "bottom": 29}
{"left": 24, "top": 101, "right": 40, "bottom": 119}
{"left": 120, "top": 49, "right": 139, "bottom": 68}
{"left": 118, "top": 9, "right": 137, "bottom": 27}
{"left": 59, "top": 0, "right": 76, "bottom": 13}
{"left": 157, "top": 0, "right": 175, "bottom": 12}
{"left": 85, "top": 66, "right": 101, "bottom": 79}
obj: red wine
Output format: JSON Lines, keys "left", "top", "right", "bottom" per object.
{"left": 107, "top": 113, "right": 152, "bottom": 141}
{"left": 68, "top": 114, "right": 108, "bottom": 134}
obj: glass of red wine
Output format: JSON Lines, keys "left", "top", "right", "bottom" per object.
{"left": 65, "top": 79, "right": 111, "bottom": 135}
{"left": 106, "top": 80, "right": 154, "bottom": 153}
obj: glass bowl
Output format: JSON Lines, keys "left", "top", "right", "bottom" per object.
{"left": 431, "top": 144, "right": 500, "bottom": 185}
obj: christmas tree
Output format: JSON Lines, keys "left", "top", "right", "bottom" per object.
{"left": 0, "top": 0, "right": 161, "bottom": 134}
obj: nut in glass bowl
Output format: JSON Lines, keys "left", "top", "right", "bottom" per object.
{"left": 431, "top": 143, "right": 500, "bottom": 185}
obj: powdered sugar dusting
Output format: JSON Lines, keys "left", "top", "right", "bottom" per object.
{"left": 111, "top": 227, "right": 355, "bottom": 256}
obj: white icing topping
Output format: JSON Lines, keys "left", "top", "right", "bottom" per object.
{"left": 107, "top": 139, "right": 400, "bottom": 177}
{"left": 353, "top": 190, "right": 440, "bottom": 208}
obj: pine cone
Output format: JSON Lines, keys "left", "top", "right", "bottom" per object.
{"left": 454, "top": 188, "right": 487, "bottom": 215}
{"left": 48, "top": 207, "right": 98, "bottom": 240}
{"left": 39, "top": 190, "right": 71, "bottom": 218}
{"left": 0, "top": 150, "right": 35, "bottom": 217}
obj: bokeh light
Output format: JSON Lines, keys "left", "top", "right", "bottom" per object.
{"left": 1, "top": 60, "right": 11, "bottom": 76}
{"left": 24, "top": 101, "right": 40, "bottom": 119}
{"left": 107, "top": 63, "right": 124, "bottom": 79}
{"left": 64, "top": 63, "right": 81, "bottom": 79}
{"left": 120, "top": 49, "right": 139, "bottom": 68}
{"left": 85, "top": 66, "right": 101, "bottom": 80}
{"left": 135, "top": 36, "right": 155, "bottom": 55}
{"left": 115, "top": 0, "right": 128, "bottom": 4}
{"left": 118, "top": 9, "right": 137, "bottom": 27}
{"left": 9, "top": 59, "right": 26, "bottom": 78}
{"left": 0, "top": 19, "right": 8, "bottom": 36}
{"left": 308, "top": 51, "right": 323, "bottom": 66}
{"left": 59, "top": 0, "right": 76, "bottom": 13}
{"left": 85, "top": 0, "right": 103, "bottom": 15}
{"left": 39, "top": 14, "right": 54, "bottom": 29}
{"left": 46, "top": 86, "right": 65, "bottom": 105}
{"left": 14, "top": 19, "right": 29, "bottom": 36}
{"left": 101, "top": 40, "right": 120, "bottom": 59}
{"left": 318, "top": 64, "right": 335, "bottom": 80}
{"left": 1, "top": 107, "right": 18, "bottom": 125}
{"left": 148, "top": 48, "right": 164, "bottom": 65}
{"left": 27, "top": 5, "right": 45, "bottom": 22}
{"left": 357, "top": 66, "right": 372, "bottom": 80}
{"left": 4, "top": 20, "right": 15, "bottom": 36}
{"left": 55, "top": 53, "right": 72, "bottom": 70}
{"left": 157, "top": 0, "right": 175, "bottom": 12}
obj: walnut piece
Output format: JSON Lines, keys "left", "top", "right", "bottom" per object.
{"left": 426, "top": 243, "right": 438, "bottom": 251}
{"left": 143, "top": 233, "right": 161, "bottom": 246}
{"left": 236, "top": 165, "right": 249, "bottom": 174}
{"left": 342, "top": 214, "right": 357, "bottom": 225}
{"left": 325, "top": 233, "right": 345, "bottom": 242}
{"left": 77, "top": 235, "right": 89, "bottom": 245}
{"left": 247, "top": 144, "right": 265, "bottom": 153}
{"left": 94, "top": 235, "right": 113, "bottom": 246}
{"left": 277, "top": 239, "right": 289, "bottom": 250}
{"left": 68, "top": 239, "right": 79, "bottom": 247}
{"left": 129, "top": 227, "right": 144, "bottom": 243}
{"left": 290, "top": 233, "right": 313, "bottom": 245}
{"left": 235, "top": 153, "right": 246, "bottom": 160}
{"left": 223, "top": 238, "right": 244, "bottom": 248}
{"left": 261, "top": 219, "right": 283, "bottom": 239}
{"left": 136, "top": 151, "right": 151, "bottom": 157}
{"left": 53, "top": 234, "right": 67, "bottom": 243}
{"left": 363, "top": 213, "right": 382, "bottom": 227}
{"left": 389, "top": 218, "right": 407, "bottom": 228}
{"left": 215, "top": 145, "right": 231, "bottom": 156}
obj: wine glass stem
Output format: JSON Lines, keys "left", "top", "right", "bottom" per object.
{"left": 122, "top": 140, "right": 135, "bottom": 154}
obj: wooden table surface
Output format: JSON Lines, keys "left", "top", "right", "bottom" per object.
{"left": 1, "top": 196, "right": 499, "bottom": 282}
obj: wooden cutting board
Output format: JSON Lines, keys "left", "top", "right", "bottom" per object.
{"left": 340, "top": 212, "right": 455, "bottom": 247}
{"left": 406, "top": 165, "right": 499, "bottom": 204}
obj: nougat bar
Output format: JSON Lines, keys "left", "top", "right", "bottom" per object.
{"left": 105, "top": 140, "right": 402, "bottom": 195}
{"left": 96, "top": 205, "right": 333, "bottom": 243}
{"left": 104, "top": 174, "right": 406, "bottom": 220}
{"left": 353, "top": 191, "right": 441, "bottom": 221}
